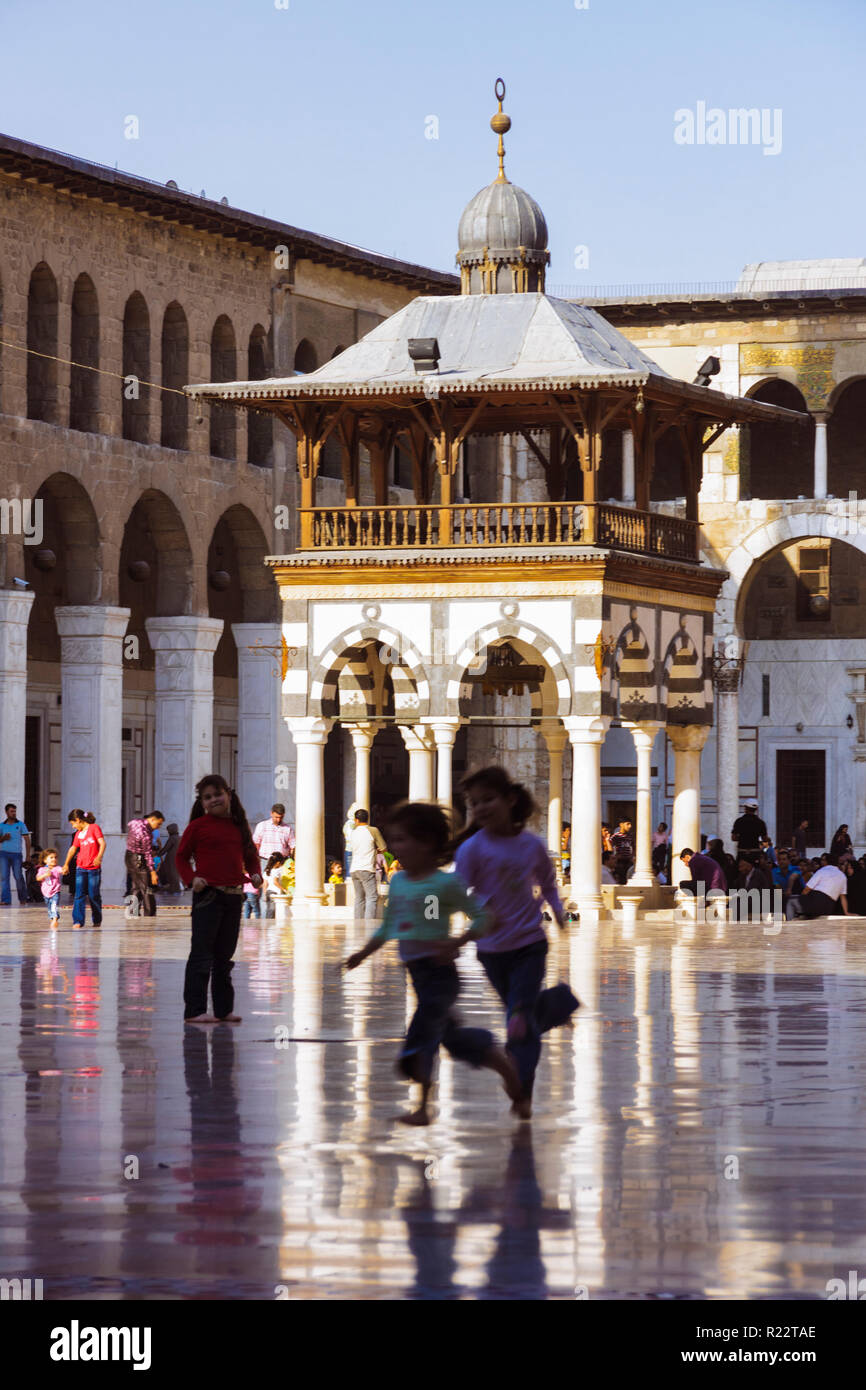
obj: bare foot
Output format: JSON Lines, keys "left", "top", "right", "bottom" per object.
{"left": 72, "top": 924, "right": 82, "bottom": 931}
{"left": 511, "top": 1097, "right": 533, "bottom": 1120}
{"left": 396, "top": 1109, "right": 431, "bottom": 1127}
{"left": 184, "top": 1014, "right": 219, "bottom": 1024}
{"left": 482, "top": 1046, "right": 523, "bottom": 1103}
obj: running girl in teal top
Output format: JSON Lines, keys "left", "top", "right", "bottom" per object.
{"left": 344, "top": 801, "right": 520, "bottom": 1126}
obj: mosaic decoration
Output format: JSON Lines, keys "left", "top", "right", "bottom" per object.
{"left": 723, "top": 431, "right": 740, "bottom": 474}
{"left": 740, "top": 344, "right": 835, "bottom": 411}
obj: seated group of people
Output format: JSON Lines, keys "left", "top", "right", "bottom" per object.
{"left": 679, "top": 840, "right": 866, "bottom": 919}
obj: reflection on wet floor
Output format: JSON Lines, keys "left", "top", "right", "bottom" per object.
{"left": 1, "top": 907, "right": 865, "bottom": 1299}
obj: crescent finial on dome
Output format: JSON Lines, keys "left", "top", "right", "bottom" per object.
{"left": 490, "top": 78, "right": 511, "bottom": 183}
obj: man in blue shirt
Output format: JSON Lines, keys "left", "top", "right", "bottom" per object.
{"left": 772, "top": 849, "right": 805, "bottom": 906}
{"left": 0, "top": 802, "right": 32, "bottom": 906}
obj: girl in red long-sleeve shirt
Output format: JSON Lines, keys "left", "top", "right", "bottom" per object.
{"left": 177, "top": 774, "right": 262, "bottom": 1023}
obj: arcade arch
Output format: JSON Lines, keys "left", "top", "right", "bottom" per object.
{"left": 714, "top": 517, "right": 866, "bottom": 861}
{"left": 294, "top": 339, "right": 318, "bottom": 375}
{"left": 828, "top": 377, "right": 866, "bottom": 498}
{"left": 246, "top": 324, "right": 273, "bottom": 466}
{"left": 743, "top": 379, "right": 813, "bottom": 499}
{"left": 122, "top": 292, "right": 150, "bottom": 443}
{"left": 209, "top": 315, "right": 237, "bottom": 459}
{"left": 27, "top": 263, "right": 59, "bottom": 424}
{"left": 207, "top": 504, "right": 273, "bottom": 680}
{"left": 24, "top": 473, "right": 102, "bottom": 662}
{"left": 119, "top": 491, "right": 194, "bottom": 671}
{"left": 161, "top": 302, "right": 189, "bottom": 450}
{"left": 736, "top": 535, "right": 866, "bottom": 642}
{"left": 69, "top": 273, "right": 99, "bottom": 433}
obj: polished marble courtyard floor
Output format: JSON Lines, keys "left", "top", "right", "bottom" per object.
{"left": 1, "top": 904, "right": 864, "bottom": 1300}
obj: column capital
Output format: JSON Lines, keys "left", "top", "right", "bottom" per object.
{"left": 56, "top": 605, "right": 130, "bottom": 665}
{"left": 564, "top": 715, "right": 611, "bottom": 746}
{"left": 288, "top": 715, "right": 333, "bottom": 746}
{"left": 0, "top": 589, "right": 33, "bottom": 677}
{"left": 622, "top": 719, "right": 664, "bottom": 751}
{"left": 146, "top": 616, "right": 223, "bottom": 695}
{"left": 231, "top": 621, "right": 281, "bottom": 646}
{"left": 0, "top": 588, "right": 35, "bottom": 627}
{"left": 422, "top": 717, "right": 462, "bottom": 749}
{"left": 666, "top": 722, "right": 711, "bottom": 753}
{"left": 400, "top": 724, "right": 436, "bottom": 753}
{"left": 55, "top": 604, "right": 130, "bottom": 641}
{"left": 145, "top": 615, "right": 223, "bottom": 653}
{"left": 713, "top": 665, "right": 742, "bottom": 694}
{"left": 539, "top": 719, "right": 569, "bottom": 754}
{"left": 348, "top": 722, "right": 376, "bottom": 751}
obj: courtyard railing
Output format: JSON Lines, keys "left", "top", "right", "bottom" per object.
{"left": 299, "top": 502, "right": 698, "bottom": 562}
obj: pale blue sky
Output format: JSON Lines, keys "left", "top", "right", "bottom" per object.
{"left": 3, "top": 0, "right": 863, "bottom": 288}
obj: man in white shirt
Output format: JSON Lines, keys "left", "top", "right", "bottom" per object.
{"left": 601, "top": 851, "right": 617, "bottom": 885}
{"left": 349, "top": 809, "right": 386, "bottom": 921}
{"left": 253, "top": 804, "right": 295, "bottom": 918}
{"left": 785, "top": 860, "right": 849, "bottom": 919}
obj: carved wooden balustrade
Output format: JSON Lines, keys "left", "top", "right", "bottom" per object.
{"left": 300, "top": 502, "right": 699, "bottom": 562}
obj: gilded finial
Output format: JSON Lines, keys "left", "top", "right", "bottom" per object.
{"left": 490, "top": 77, "right": 511, "bottom": 183}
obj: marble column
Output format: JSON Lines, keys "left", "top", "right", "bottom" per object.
{"left": 715, "top": 666, "right": 741, "bottom": 852}
{"left": 145, "top": 616, "right": 223, "bottom": 830}
{"left": 813, "top": 415, "right": 828, "bottom": 500}
{"left": 288, "top": 716, "right": 332, "bottom": 908}
{"left": 349, "top": 723, "right": 375, "bottom": 810}
{"left": 667, "top": 723, "right": 711, "bottom": 887}
{"left": 232, "top": 622, "right": 282, "bottom": 826}
{"left": 847, "top": 668, "right": 866, "bottom": 849}
{"left": 564, "top": 715, "right": 610, "bottom": 920}
{"left": 624, "top": 720, "right": 663, "bottom": 886}
{"left": 541, "top": 721, "right": 568, "bottom": 860}
{"left": 622, "top": 429, "right": 636, "bottom": 505}
{"left": 0, "top": 590, "right": 34, "bottom": 813}
{"left": 400, "top": 725, "right": 435, "bottom": 801}
{"left": 425, "top": 718, "right": 461, "bottom": 807}
{"left": 55, "top": 605, "right": 130, "bottom": 889}
{"left": 852, "top": 751, "right": 866, "bottom": 853}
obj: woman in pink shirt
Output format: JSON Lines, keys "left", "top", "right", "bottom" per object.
{"left": 61, "top": 810, "right": 105, "bottom": 930}
{"left": 453, "top": 766, "right": 579, "bottom": 1118}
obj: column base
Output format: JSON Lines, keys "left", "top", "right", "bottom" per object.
{"left": 572, "top": 891, "right": 605, "bottom": 923}
{"left": 629, "top": 872, "right": 655, "bottom": 888}
{"left": 291, "top": 892, "right": 328, "bottom": 916}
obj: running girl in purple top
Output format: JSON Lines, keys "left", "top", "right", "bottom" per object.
{"left": 453, "top": 766, "right": 579, "bottom": 1119}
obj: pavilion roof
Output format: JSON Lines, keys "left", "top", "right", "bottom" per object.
{"left": 186, "top": 291, "right": 808, "bottom": 427}
{"left": 188, "top": 293, "right": 667, "bottom": 402}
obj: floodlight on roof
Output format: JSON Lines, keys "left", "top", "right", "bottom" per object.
{"left": 693, "top": 355, "right": 721, "bottom": 386}
{"left": 408, "top": 338, "right": 441, "bottom": 373}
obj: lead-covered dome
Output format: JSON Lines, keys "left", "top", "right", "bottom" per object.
{"left": 456, "top": 80, "right": 550, "bottom": 294}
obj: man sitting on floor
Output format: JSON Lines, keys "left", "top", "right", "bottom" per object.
{"left": 785, "top": 857, "right": 849, "bottom": 919}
